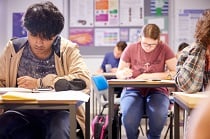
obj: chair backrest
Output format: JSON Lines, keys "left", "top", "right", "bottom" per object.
{"left": 92, "top": 75, "right": 108, "bottom": 91}
{"left": 91, "top": 75, "right": 109, "bottom": 106}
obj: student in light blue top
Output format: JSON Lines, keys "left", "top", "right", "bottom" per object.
{"left": 97, "top": 41, "right": 127, "bottom": 73}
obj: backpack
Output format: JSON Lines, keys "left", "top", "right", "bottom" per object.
{"left": 91, "top": 104, "right": 120, "bottom": 139}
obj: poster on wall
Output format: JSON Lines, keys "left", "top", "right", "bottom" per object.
{"left": 150, "top": 0, "right": 168, "bottom": 16}
{"left": 70, "top": 0, "right": 94, "bottom": 27}
{"left": 147, "top": 17, "right": 165, "bottom": 30}
{"left": 94, "top": 0, "right": 119, "bottom": 26}
{"left": 129, "top": 28, "right": 142, "bottom": 43}
{"left": 94, "top": 28, "right": 120, "bottom": 46}
{"left": 175, "top": 9, "right": 204, "bottom": 47}
{"left": 13, "top": 13, "right": 27, "bottom": 38}
{"left": 69, "top": 28, "right": 94, "bottom": 47}
{"left": 119, "top": 28, "right": 129, "bottom": 42}
{"left": 120, "top": 0, "right": 144, "bottom": 26}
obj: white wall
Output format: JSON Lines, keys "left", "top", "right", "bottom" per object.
{"left": 83, "top": 56, "right": 103, "bottom": 74}
{"left": 0, "top": 0, "right": 8, "bottom": 50}
{"left": 169, "top": 0, "right": 210, "bottom": 52}
{"left": 0, "top": 0, "right": 68, "bottom": 50}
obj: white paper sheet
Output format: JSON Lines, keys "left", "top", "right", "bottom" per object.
{"left": 1, "top": 91, "right": 90, "bottom": 102}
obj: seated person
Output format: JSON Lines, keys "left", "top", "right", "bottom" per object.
{"left": 97, "top": 41, "right": 127, "bottom": 97}
{"left": 116, "top": 24, "right": 177, "bottom": 139}
{"left": 97, "top": 41, "right": 127, "bottom": 73}
{"left": 0, "top": 1, "right": 91, "bottom": 139}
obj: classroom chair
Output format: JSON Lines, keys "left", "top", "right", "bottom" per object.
{"left": 91, "top": 75, "right": 121, "bottom": 139}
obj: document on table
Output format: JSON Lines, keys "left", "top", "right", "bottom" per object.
{"left": 110, "top": 79, "right": 148, "bottom": 82}
{"left": 0, "top": 87, "right": 32, "bottom": 94}
{"left": 173, "top": 92, "right": 208, "bottom": 98}
{"left": 0, "top": 91, "right": 90, "bottom": 102}
{"left": 110, "top": 79, "right": 175, "bottom": 83}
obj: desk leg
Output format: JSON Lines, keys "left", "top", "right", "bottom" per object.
{"left": 174, "top": 102, "right": 180, "bottom": 139}
{"left": 108, "top": 87, "right": 114, "bottom": 139}
{"left": 85, "top": 100, "right": 90, "bottom": 139}
{"left": 69, "top": 105, "right": 76, "bottom": 139}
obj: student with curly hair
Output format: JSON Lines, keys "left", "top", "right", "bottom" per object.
{"left": 175, "top": 9, "right": 210, "bottom": 93}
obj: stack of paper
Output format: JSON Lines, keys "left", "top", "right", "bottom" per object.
{"left": 1, "top": 92, "right": 36, "bottom": 100}
{"left": 0, "top": 87, "right": 32, "bottom": 94}
{"left": 1, "top": 91, "right": 90, "bottom": 102}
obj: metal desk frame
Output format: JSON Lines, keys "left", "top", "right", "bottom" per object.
{"left": 0, "top": 99, "right": 90, "bottom": 139}
{"left": 108, "top": 80, "right": 176, "bottom": 139}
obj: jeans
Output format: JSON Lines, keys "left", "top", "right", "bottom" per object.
{"left": 0, "top": 110, "right": 70, "bottom": 139}
{"left": 120, "top": 89, "right": 169, "bottom": 139}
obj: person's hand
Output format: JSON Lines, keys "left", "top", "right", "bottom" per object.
{"left": 17, "top": 76, "right": 37, "bottom": 89}
{"left": 110, "top": 68, "right": 118, "bottom": 73}
{"left": 135, "top": 73, "right": 149, "bottom": 80}
{"left": 96, "top": 68, "right": 104, "bottom": 74}
{"left": 122, "top": 68, "right": 133, "bottom": 79}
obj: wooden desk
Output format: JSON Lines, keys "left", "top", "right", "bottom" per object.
{"left": 108, "top": 79, "right": 176, "bottom": 139}
{"left": 0, "top": 91, "right": 90, "bottom": 139}
{"left": 173, "top": 92, "right": 208, "bottom": 139}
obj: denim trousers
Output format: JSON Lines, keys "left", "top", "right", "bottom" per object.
{"left": 0, "top": 110, "right": 70, "bottom": 139}
{"left": 120, "top": 89, "right": 169, "bottom": 139}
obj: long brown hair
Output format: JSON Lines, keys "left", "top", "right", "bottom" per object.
{"left": 140, "top": 24, "right": 160, "bottom": 40}
{"left": 194, "top": 9, "right": 210, "bottom": 47}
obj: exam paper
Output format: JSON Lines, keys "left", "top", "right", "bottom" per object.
{"left": 1, "top": 91, "right": 90, "bottom": 102}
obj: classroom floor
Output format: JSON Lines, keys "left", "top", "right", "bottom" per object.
{"left": 89, "top": 92, "right": 184, "bottom": 139}
{"left": 90, "top": 107, "right": 184, "bottom": 139}
{"left": 120, "top": 120, "right": 184, "bottom": 139}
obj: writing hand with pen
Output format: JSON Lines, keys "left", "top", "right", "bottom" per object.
{"left": 118, "top": 67, "right": 133, "bottom": 79}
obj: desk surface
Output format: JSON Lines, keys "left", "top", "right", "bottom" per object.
{"left": 0, "top": 90, "right": 90, "bottom": 139}
{"left": 173, "top": 92, "right": 208, "bottom": 109}
{"left": 0, "top": 90, "right": 89, "bottom": 104}
{"left": 107, "top": 79, "right": 176, "bottom": 139}
{"left": 173, "top": 92, "right": 209, "bottom": 139}
{"left": 108, "top": 79, "right": 176, "bottom": 87}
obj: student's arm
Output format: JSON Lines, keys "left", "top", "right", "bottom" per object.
{"left": 135, "top": 57, "right": 177, "bottom": 80}
{"left": 96, "top": 68, "right": 103, "bottom": 74}
{"left": 175, "top": 44, "right": 206, "bottom": 93}
{"left": 116, "top": 60, "right": 132, "bottom": 79}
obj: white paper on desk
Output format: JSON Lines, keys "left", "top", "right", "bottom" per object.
{"left": 159, "top": 80, "right": 175, "bottom": 83}
{"left": 35, "top": 91, "right": 90, "bottom": 102}
{"left": 1, "top": 91, "right": 90, "bottom": 102}
{"left": 110, "top": 79, "right": 148, "bottom": 82}
{"left": 173, "top": 92, "right": 208, "bottom": 98}
{"left": 110, "top": 79, "right": 175, "bottom": 83}
{"left": 0, "top": 87, "right": 32, "bottom": 94}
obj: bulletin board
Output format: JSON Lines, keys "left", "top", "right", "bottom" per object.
{"left": 69, "top": 0, "right": 169, "bottom": 55}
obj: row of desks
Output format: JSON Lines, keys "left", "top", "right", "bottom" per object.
{"left": 0, "top": 77, "right": 207, "bottom": 139}
{"left": 106, "top": 78, "right": 207, "bottom": 139}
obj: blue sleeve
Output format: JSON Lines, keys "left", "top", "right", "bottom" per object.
{"left": 101, "top": 53, "right": 109, "bottom": 72}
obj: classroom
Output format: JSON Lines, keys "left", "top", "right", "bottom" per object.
{"left": 0, "top": 0, "right": 210, "bottom": 139}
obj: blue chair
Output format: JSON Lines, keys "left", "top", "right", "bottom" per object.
{"left": 91, "top": 75, "right": 121, "bottom": 139}
{"left": 92, "top": 75, "right": 109, "bottom": 114}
